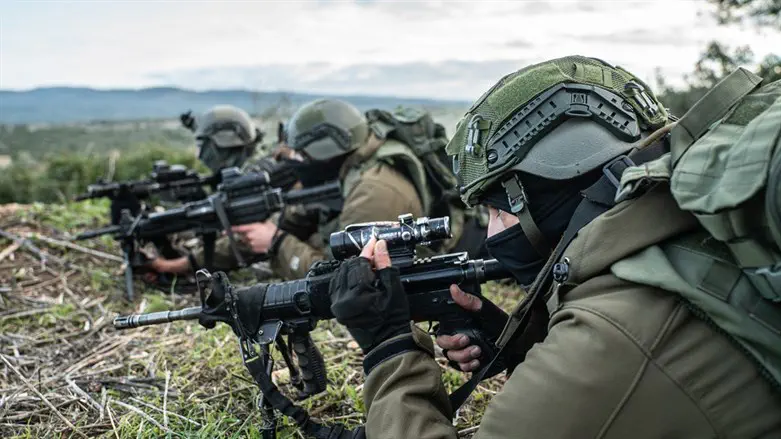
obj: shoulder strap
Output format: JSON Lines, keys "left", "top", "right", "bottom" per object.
{"left": 670, "top": 67, "right": 762, "bottom": 166}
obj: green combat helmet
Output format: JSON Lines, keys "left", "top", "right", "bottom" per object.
{"left": 446, "top": 55, "right": 669, "bottom": 254}
{"left": 194, "top": 105, "right": 263, "bottom": 172}
{"left": 287, "top": 99, "right": 369, "bottom": 161}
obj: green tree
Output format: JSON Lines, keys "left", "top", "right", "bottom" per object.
{"left": 656, "top": 0, "right": 780, "bottom": 115}
{"left": 707, "top": 0, "right": 781, "bottom": 28}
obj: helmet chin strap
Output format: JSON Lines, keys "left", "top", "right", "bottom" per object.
{"left": 502, "top": 174, "right": 552, "bottom": 258}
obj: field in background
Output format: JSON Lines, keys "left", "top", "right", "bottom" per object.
{"left": 0, "top": 202, "right": 515, "bottom": 438}
{"left": 0, "top": 104, "right": 467, "bottom": 205}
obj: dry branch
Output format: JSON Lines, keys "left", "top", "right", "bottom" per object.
{"left": 0, "top": 354, "right": 89, "bottom": 438}
{"left": 25, "top": 232, "right": 123, "bottom": 263}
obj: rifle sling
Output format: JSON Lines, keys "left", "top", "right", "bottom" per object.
{"left": 202, "top": 232, "right": 217, "bottom": 272}
{"left": 245, "top": 355, "right": 365, "bottom": 439}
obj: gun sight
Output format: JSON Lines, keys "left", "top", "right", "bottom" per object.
{"left": 329, "top": 213, "right": 451, "bottom": 261}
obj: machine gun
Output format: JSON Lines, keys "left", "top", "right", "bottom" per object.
{"left": 112, "top": 214, "right": 511, "bottom": 438}
{"left": 76, "top": 171, "right": 342, "bottom": 301}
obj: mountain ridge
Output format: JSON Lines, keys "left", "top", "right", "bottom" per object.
{"left": 0, "top": 86, "right": 470, "bottom": 125}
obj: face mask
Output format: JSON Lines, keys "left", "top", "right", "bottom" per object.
{"left": 198, "top": 142, "right": 251, "bottom": 173}
{"left": 485, "top": 223, "right": 545, "bottom": 287}
{"left": 282, "top": 155, "right": 346, "bottom": 188}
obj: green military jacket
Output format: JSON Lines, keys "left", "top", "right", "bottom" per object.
{"left": 361, "top": 184, "right": 781, "bottom": 438}
{"left": 271, "top": 136, "right": 426, "bottom": 280}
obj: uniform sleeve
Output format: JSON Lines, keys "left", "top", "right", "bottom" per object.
{"left": 190, "top": 235, "right": 259, "bottom": 272}
{"left": 278, "top": 204, "right": 321, "bottom": 241}
{"left": 271, "top": 233, "right": 326, "bottom": 280}
{"left": 363, "top": 328, "right": 456, "bottom": 439}
{"left": 271, "top": 163, "right": 424, "bottom": 279}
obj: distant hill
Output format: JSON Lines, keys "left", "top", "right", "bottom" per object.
{"left": 0, "top": 87, "right": 469, "bottom": 125}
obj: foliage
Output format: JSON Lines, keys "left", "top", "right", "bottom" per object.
{"left": 707, "top": 0, "right": 781, "bottom": 29}
{"left": 654, "top": 1, "right": 780, "bottom": 116}
{"left": 0, "top": 122, "right": 194, "bottom": 157}
{"left": 0, "top": 143, "right": 208, "bottom": 204}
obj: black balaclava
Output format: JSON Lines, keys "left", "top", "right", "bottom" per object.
{"left": 281, "top": 154, "right": 349, "bottom": 188}
{"left": 481, "top": 170, "right": 600, "bottom": 286}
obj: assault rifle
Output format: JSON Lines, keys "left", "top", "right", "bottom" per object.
{"left": 75, "top": 160, "right": 216, "bottom": 208}
{"left": 74, "top": 161, "right": 223, "bottom": 273}
{"left": 75, "top": 171, "right": 342, "bottom": 301}
{"left": 112, "top": 214, "right": 511, "bottom": 438}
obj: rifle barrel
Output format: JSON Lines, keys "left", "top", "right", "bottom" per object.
{"left": 74, "top": 225, "right": 122, "bottom": 240}
{"left": 113, "top": 306, "right": 201, "bottom": 330}
{"left": 283, "top": 181, "right": 341, "bottom": 204}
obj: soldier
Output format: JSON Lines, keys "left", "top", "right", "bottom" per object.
{"left": 326, "top": 56, "right": 781, "bottom": 438}
{"left": 231, "top": 98, "right": 485, "bottom": 281}
{"left": 144, "top": 104, "right": 290, "bottom": 276}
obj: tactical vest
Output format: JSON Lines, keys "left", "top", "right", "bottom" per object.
{"left": 611, "top": 69, "right": 781, "bottom": 387}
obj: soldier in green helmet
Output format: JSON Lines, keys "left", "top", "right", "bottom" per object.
{"left": 143, "top": 104, "right": 295, "bottom": 277}
{"left": 230, "top": 98, "right": 486, "bottom": 280}
{"left": 324, "top": 56, "right": 781, "bottom": 438}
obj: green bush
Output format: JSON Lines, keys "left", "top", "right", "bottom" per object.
{"left": 0, "top": 143, "right": 208, "bottom": 204}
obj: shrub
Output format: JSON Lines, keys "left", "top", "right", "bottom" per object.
{"left": 0, "top": 143, "right": 207, "bottom": 204}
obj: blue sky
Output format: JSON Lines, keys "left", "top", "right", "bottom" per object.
{"left": 1, "top": 0, "right": 778, "bottom": 100}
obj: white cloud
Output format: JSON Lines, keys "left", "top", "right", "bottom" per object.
{"left": 0, "top": 0, "right": 777, "bottom": 100}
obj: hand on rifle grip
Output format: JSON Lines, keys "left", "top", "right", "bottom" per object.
{"left": 436, "top": 284, "right": 506, "bottom": 376}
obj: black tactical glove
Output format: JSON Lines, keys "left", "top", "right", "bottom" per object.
{"left": 329, "top": 257, "right": 411, "bottom": 354}
{"left": 197, "top": 272, "right": 268, "bottom": 338}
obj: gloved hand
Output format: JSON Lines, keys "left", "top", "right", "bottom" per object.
{"left": 329, "top": 238, "right": 411, "bottom": 354}
{"left": 198, "top": 272, "right": 268, "bottom": 338}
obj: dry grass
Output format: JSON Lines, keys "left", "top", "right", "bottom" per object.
{"left": 0, "top": 201, "right": 518, "bottom": 438}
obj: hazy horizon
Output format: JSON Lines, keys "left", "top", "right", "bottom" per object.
{"left": 1, "top": 0, "right": 778, "bottom": 101}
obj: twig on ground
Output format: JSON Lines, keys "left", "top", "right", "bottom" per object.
{"left": 0, "top": 353, "right": 89, "bottom": 438}
{"left": 0, "top": 242, "right": 21, "bottom": 263}
{"left": 112, "top": 398, "right": 180, "bottom": 437}
{"left": 106, "top": 403, "right": 121, "bottom": 439}
{"left": 196, "top": 385, "right": 254, "bottom": 403}
{"left": 163, "top": 369, "right": 171, "bottom": 428}
{"left": 66, "top": 377, "right": 103, "bottom": 412}
{"left": 0, "top": 307, "right": 50, "bottom": 321}
{"left": 25, "top": 232, "right": 123, "bottom": 263}
{"left": 0, "top": 228, "right": 67, "bottom": 268}
{"left": 128, "top": 397, "right": 202, "bottom": 427}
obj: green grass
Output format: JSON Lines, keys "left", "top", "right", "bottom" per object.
{"left": 0, "top": 203, "right": 517, "bottom": 438}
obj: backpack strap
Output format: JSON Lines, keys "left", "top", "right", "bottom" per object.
{"left": 374, "top": 140, "right": 431, "bottom": 213}
{"left": 670, "top": 68, "right": 763, "bottom": 166}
